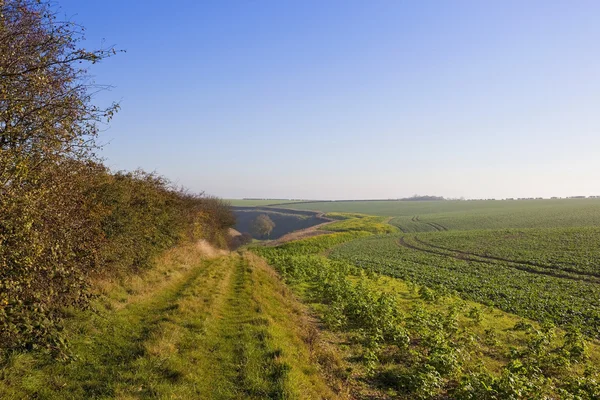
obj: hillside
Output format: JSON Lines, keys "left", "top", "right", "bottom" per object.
{"left": 2, "top": 210, "right": 600, "bottom": 399}
{"left": 232, "top": 207, "right": 329, "bottom": 239}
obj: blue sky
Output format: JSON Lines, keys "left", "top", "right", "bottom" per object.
{"left": 60, "top": 0, "right": 600, "bottom": 199}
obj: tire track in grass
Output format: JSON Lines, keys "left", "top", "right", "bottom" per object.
{"left": 141, "top": 256, "right": 239, "bottom": 399}
{"left": 398, "top": 236, "right": 600, "bottom": 284}
{"left": 424, "top": 221, "right": 448, "bottom": 231}
{"left": 1, "top": 246, "right": 342, "bottom": 399}
{"left": 79, "top": 254, "right": 306, "bottom": 399}
{"left": 29, "top": 256, "right": 231, "bottom": 399}
{"left": 413, "top": 236, "right": 600, "bottom": 280}
{"left": 134, "top": 254, "right": 287, "bottom": 399}
{"left": 217, "top": 255, "right": 290, "bottom": 399}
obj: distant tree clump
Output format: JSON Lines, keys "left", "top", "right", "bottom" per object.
{"left": 401, "top": 195, "right": 446, "bottom": 201}
{"left": 250, "top": 214, "right": 276, "bottom": 238}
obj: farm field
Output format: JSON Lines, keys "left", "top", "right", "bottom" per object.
{"left": 253, "top": 219, "right": 600, "bottom": 399}
{"left": 6, "top": 1, "right": 600, "bottom": 398}
{"left": 3, "top": 211, "right": 598, "bottom": 399}
{"left": 330, "top": 231, "right": 600, "bottom": 338}
{"left": 229, "top": 202, "right": 600, "bottom": 395}
{"left": 417, "top": 227, "right": 600, "bottom": 276}
{"left": 281, "top": 198, "right": 600, "bottom": 230}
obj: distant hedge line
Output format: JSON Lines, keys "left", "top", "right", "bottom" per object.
{"left": 0, "top": 0, "right": 235, "bottom": 356}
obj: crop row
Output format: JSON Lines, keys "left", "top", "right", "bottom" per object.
{"left": 388, "top": 216, "right": 439, "bottom": 233}
{"left": 330, "top": 234, "right": 600, "bottom": 339}
{"left": 387, "top": 202, "right": 600, "bottom": 231}
{"left": 416, "top": 227, "right": 600, "bottom": 276}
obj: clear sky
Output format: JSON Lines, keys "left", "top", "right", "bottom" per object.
{"left": 59, "top": 0, "right": 600, "bottom": 200}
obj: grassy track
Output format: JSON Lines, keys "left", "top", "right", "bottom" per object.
{"left": 0, "top": 246, "right": 341, "bottom": 399}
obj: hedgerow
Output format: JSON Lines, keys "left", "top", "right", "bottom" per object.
{"left": 0, "top": 0, "right": 234, "bottom": 356}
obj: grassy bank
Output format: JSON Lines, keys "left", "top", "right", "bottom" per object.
{"left": 0, "top": 244, "right": 342, "bottom": 399}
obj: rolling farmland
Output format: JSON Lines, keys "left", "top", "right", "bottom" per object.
{"left": 329, "top": 231, "right": 600, "bottom": 338}
{"left": 242, "top": 204, "right": 600, "bottom": 398}
{"left": 417, "top": 227, "right": 600, "bottom": 276}
{"left": 5, "top": 206, "right": 599, "bottom": 399}
{"left": 6, "top": 0, "right": 600, "bottom": 398}
{"left": 253, "top": 216, "right": 600, "bottom": 399}
{"left": 281, "top": 198, "right": 600, "bottom": 230}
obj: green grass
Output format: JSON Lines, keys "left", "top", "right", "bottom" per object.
{"left": 4, "top": 208, "right": 600, "bottom": 399}
{"left": 324, "top": 212, "right": 371, "bottom": 220}
{"left": 0, "top": 245, "right": 341, "bottom": 399}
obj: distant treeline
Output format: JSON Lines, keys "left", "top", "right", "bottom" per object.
{"left": 242, "top": 198, "right": 309, "bottom": 201}
{"left": 402, "top": 195, "right": 446, "bottom": 201}
{"left": 266, "top": 195, "right": 447, "bottom": 205}
{"left": 0, "top": 0, "right": 234, "bottom": 356}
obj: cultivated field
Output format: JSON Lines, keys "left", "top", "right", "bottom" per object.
{"left": 282, "top": 198, "right": 600, "bottom": 229}
{"left": 330, "top": 229, "right": 600, "bottom": 338}
{"left": 251, "top": 204, "right": 600, "bottom": 398}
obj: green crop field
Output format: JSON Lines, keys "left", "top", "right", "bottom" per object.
{"left": 329, "top": 232, "right": 600, "bottom": 338}
{"left": 417, "top": 227, "right": 600, "bottom": 276}
{"left": 253, "top": 219, "right": 600, "bottom": 399}
{"left": 282, "top": 198, "right": 600, "bottom": 230}
{"left": 5, "top": 209, "right": 599, "bottom": 399}
{"left": 6, "top": 1, "right": 599, "bottom": 398}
